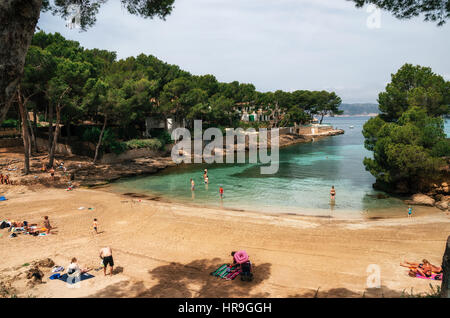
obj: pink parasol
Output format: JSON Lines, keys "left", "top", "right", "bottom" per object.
{"left": 233, "top": 250, "right": 249, "bottom": 264}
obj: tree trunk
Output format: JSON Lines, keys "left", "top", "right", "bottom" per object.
{"left": 32, "top": 110, "right": 38, "bottom": 152}
{"left": 47, "top": 102, "right": 54, "bottom": 152}
{"left": 27, "top": 116, "right": 35, "bottom": 155}
{"left": 17, "top": 90, "right": 30, "bottom": 174}
{"left": 320, "top": 113, "right": 325, "bottom": 124}
{"left": 441, "top": 236, "right": 450, "bottom": 298}
{"left": 93, "top": 114, "right": 107, "bottom": 164}
{"left": 0, "top": 0, "right": 43, "bottom": 123}
{"left": 48, "top": 105, "right": 61, "bottom": 168}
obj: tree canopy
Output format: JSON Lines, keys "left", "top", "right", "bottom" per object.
{"left": 349, "top": 0, "right": 450, "bottom": 26}
{"left": 362, "top": 64, "right": 450, "bottom": 193}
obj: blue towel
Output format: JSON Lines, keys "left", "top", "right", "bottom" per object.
{"left": 0, "top": 196, "right": 6, "bottom": 201}
{"left": 57, "top": 273, "right": 95, "bottom": 284}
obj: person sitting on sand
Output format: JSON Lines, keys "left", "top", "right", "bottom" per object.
{"left": 67, "top": 257, "right": 91, "bottom": 279}
{"left": 99, "top": 246, "right": 114, "bottom": 276}
{"left": 230, "top": 251, "right": 253, "bottom": 281}
{"left": 41, "top": 164, "right": 46, "bottom": 172}
{"left": 0, "top": 174, "right": 3, "bottom": 184}
{"left": 43, "top": 216, "right": 52, "bottom": 234}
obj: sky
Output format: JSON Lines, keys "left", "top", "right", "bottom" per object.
{"left": 37, "top": 0, "right": 450, "bottom": 103}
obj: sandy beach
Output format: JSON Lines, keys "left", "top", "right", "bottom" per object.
{"left": 1, "top": 185, "right": 449, "bottom": 298}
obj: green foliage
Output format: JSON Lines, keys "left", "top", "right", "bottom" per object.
{"left": 82, "top": 127, "right": 126, "bottom": 155}
{"left": 401, "top": 284, "right": 441, "bottom": 298}
{"left": 0, "top": 119, "right": 19, "bottom": 128}
{"left": 350, "top": 0, "right": 450, "bottom": 26}
{"left": 363, "top": 108, "right": 448, "bottom": 186}
{"left": 42, "top": 0, "right": 175, "bottom": 31}
{"left": 378, "top": 64, "right": 449, "bottom": 121}
{"left": 363, "top": 64, "right": 450, "bottom": 190}
{"left": 125, "top": 138, "right": 163, "bottom": 150}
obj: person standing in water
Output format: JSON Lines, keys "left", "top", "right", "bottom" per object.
{"left": 190, "top": 178, "right": 195, "bottom": 191}
{"left": 219, "top": 186, "right": 224, "bottom": 199}
{"left": 330, "top": 186, "right": 336, "bottom": 201}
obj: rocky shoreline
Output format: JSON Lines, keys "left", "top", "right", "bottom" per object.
{"left": 1, "top": 130, "right": 345, "bottom": 189}
{"left": 405, "top": 183, "right": 450, "bottom": 212}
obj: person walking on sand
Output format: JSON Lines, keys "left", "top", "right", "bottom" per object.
{"left": 219, "top": 186, "right": 224, "bottom": 199}
{"left": 43, "top": 216, "right": 52, "bottom": 234}
{"left": 330, "top": 186, "right": 336, "bottom": 201}
{"left": 100, "top": 246, "right": 114, "bottom": 276}
{"left": 408, "top": 206, "right": 412, "bottom": 218}
{"left": 190, "top": 178, "right": 195, "bottom": 191}
{"left": 93, "top": 218, "right": 99, "bottom": 234}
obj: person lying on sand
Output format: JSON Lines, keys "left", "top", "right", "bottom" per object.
{"left": 400, "top": 259, "right": 442, "bottom": 277}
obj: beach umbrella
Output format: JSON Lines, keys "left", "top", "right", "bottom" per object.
{"left": 234, "top": 250, "right": 249, "bottom": 264}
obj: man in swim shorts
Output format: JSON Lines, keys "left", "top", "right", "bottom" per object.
{"left": 100, "top": 246, "right": 114, "bottom": 276}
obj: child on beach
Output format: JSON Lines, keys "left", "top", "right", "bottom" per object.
{"left": 43, "top": 216, "right": 52, "bottom": 234}
{"left": 408, "top": 206, "right": 412, "bottom": 218}
{"left": 93, "top": 218, "right": 98, "bottom": 234}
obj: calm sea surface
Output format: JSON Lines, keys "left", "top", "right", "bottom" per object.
{"left": 111, "top": 117, "right": 450, "bottom": 219}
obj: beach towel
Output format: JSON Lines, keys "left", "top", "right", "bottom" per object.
{"left": 49, "top": 273, "right": 61, "bottom": 280}
{"left": 225, "top": 268, "right": 242, "bottom": 280}
{"left": 0, "top": 196, "right": 6, "bottom": 201}
{"left": 415, "top": 273, "right": 442, "bottom": 281}
{"left": 57, "top": 273, "right": 95, "bottom": 284}
{"left": 52, "top": 266, "right": 64, "bottom": 273}
{"left": 210, "top": 264, "right": 241, "bottom": 280}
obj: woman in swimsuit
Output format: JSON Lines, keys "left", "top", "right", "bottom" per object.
{"left": 330, "top": 186, "right": 336, "bottom": 200}
{"left": 400, "top": 259, "right": 441, "bottom": 277}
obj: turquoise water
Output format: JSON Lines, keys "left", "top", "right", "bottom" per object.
{"left": 112, "top": 117, "right": 449, "bottom": 218}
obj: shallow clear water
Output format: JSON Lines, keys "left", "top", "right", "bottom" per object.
{"left": 112, "top": 117, "right": 449, "bottom": 219}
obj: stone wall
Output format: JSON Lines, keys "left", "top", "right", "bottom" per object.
{"left": 100, "top": 148, "right": 161, "bottom": 164}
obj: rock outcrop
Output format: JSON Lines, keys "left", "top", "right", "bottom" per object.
{"left": 406, "top": 193, "right": 435, "bottom": 206}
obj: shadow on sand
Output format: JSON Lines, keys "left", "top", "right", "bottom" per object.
{"left": 289, "top": 285, "right": 404, "bottom": 298}
{"left": 87, "top": 258, "right": 272, "bottom": 298}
